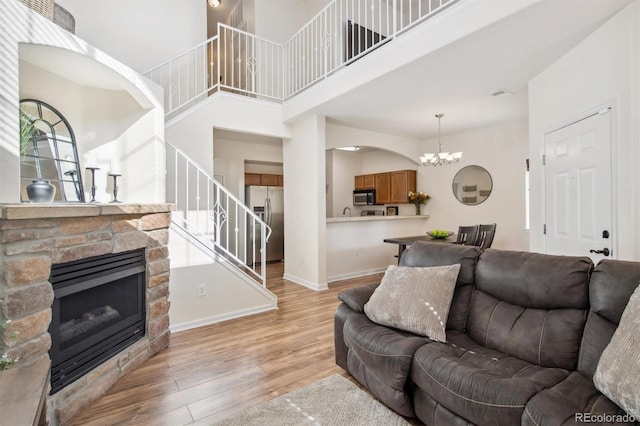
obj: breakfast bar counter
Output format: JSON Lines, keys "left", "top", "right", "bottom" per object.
{"left": 327, "top": 215, "right": 430, "bottom": 223}
{"left": 326, "top": 215, "right": 431, "bottom": 282}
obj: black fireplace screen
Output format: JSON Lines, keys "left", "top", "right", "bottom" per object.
{"left": 49, "top": 249, "right": 146, "bottom": 394}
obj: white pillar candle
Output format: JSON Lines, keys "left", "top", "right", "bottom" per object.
{"left": 83, "top": 151, "right": 98, "bottom": 168}
{"left": 109, "top": 158, "right": 120, "bottom": 174}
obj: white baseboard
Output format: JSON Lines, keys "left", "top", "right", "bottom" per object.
{"left": 169, "top": 302, "right": 277, "bottom": 333}
{"left": 283, "top": 273, "right": 329, "bottom": 291}
{"left": 327, "top": 267, "right": 387, "bottom": 283}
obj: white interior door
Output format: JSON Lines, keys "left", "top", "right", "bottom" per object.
{"left": 544, "top": 109, "right": 613, "bottom": 262}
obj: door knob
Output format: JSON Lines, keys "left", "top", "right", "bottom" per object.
{"left": 590, "top": 248, "right": 610, "bottom": 256}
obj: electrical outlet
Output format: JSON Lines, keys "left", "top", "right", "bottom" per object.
{"left": 198, "top": 283, "right": 206, "bottom": 297}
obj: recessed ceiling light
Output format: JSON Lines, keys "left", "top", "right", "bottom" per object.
{"left": 208, "top": 0, "right": 221, "bottom": 7}
{"left": 335, "top": 146, "right": 360, "bottom": 152}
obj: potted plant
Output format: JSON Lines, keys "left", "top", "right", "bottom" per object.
{"left": 19, "top": 110, "right": 56, "bottom": 202}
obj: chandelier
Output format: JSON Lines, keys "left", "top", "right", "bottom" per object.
{"left": 420, "top": 113, "right": 463, "bottom": 166}
{"left": 208, "top": 0, "right": 221, "bottom": 7}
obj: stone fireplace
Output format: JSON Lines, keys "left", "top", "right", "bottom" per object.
{"left": 0, "top": 203, "right": 173, "bottom": 425}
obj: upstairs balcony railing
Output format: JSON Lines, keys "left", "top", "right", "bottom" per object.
{"left": 144, "top": 0, "right": 458, "bottom": 116}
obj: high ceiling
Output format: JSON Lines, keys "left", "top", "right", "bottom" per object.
{"left": 307, "top": 0, "right": 633, "bottom": 140}
{"left": 208, "top": 0, "right": 632, "bottom": 143}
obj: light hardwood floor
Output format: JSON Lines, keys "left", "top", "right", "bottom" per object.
{"left": 70, "top": 263, "right": 385, "bottom": 425}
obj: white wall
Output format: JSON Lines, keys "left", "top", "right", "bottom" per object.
{"left": 166, "top": 93, "right": 291, "bottom": 176}
{"left": 327, "top": 217, "right": 430, "bottom": 281}
{"left": 283, "top": 115, "right": 327, "bottom": 289}
{"left": 0, "top": 0, "right": 164, "bottom": 203}
{"left": 19, "top": 61, "right": 164, "bottom": 202}
{"left": 420, "top": 119, "right": 530, "bottom": 252}
{"left": 169, "top": 229, "right": 276, "bottom": 332}
{"left": 57, "top": 0, "right": 207, "bottom": 74}
{"left": 528, "top": 2, "right": 640, "bottom": 260}
{"left": 213, "top": 134, "right": 283, "bottom": 199}
{"left": 327, "top": 150, "right": 361, "bottom": 217}
{"left": 253, "top": 0, "right": 332, "bottom": 43}
{"left": 326, "top": 122, "right": 422, "bottom": 161}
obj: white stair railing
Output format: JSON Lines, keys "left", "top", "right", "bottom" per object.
{"left": 144, "top": 0, "right": 460, "bottom": 115}
{"left": 165, "top": 140, "right": 271, "bottom": 288}
{"left": 144, "top": 36, "right": 219, "bottom": 115}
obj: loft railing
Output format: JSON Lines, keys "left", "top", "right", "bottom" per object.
{"left": 284, "top": 0, "right": 457, "bottom": 97}
{"left": 144, "top": 36, "right": 218, "bottom": 115}
{"left": 165, "top": 140, "right": 271, "bottom": 288}
{"left": 144, "top": 0, "right": 459, "bottom": 116}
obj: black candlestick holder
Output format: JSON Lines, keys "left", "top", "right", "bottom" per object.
{"left": 108, "top": 173, "right": 122, "bottom": 203}
{"left": 85, "top": 167, "right": 100, "bottom": 203}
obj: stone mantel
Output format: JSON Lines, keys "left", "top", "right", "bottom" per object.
{"left": 0, "top": 203, "right": 174, "bottom": 425}
{"left": 0, "top": 203, "right": 174, "bottom": 220}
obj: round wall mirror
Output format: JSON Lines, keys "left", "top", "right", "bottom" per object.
{"left": 452, "top": 165, "right": 492, "bottom": 205}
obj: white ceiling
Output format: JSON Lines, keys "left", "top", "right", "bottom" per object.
{"left": 311, "top": 0, "right": 633, "bottom": 140}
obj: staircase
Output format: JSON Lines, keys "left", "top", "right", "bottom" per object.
{"left": 165, "top": 140, "right": 271, "bottom": 288}
{"left": 147, "top": 0, "right": 460, "bottom": 290}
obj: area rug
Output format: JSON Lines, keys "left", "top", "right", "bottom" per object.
{"left": 214, "top": 374, "right": 410, "bottom": 425}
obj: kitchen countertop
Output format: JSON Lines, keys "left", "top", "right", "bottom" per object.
{"left": 327, "top": 215, "right": 430, "bottom": 223}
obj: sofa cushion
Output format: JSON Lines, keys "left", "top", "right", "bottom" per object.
{"left": 467, "top": 290, "right": 587, "bottom": 370}
{"left": 523, "top": 371, "right": 635, "bottom": 426}
{"left": 579, "top": 259, "right": 640, "bottom": 378}
{"left": 414, "top": 387, "right": 474, "bottom": 426}
{"left": 364, "top": 264, "right": 460, "bottom": 341}
{"left": 593, "top": 282, "right": 640, "bottom": 418}
{"left": 338, "top": 284, "right": 378, "bottom": 313}
{"left": 343, "top": 314, "right": 430, "bottom": 390}
{"left": 411, "top": 333, "right": 569, "bottom": 425}
{"left": 475, "top": 249, "right": 592, "bottom": 309}
{"left": 335, "top": 303, "right": 365, "bottom": 370}
{"left": 400, "top": 242, "right": 481, "bottom": 331}
{"left": 468, "top": 249, "right": 592, "bottom": 370}
{"left": 343, "top": 314, "right": 434, "bottom": 417}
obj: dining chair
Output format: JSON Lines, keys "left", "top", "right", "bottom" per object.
{"left": 456, "top": 225, "right": 479, "bottom": 245}
{"left": 475, "top": 223, "right": 497, "bottom": 249}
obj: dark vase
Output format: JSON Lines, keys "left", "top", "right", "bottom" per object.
{"left": 26, "top": 179, "right": 56, "bottom": 203}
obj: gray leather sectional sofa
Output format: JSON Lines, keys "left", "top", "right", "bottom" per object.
{"left": 334, "top": 242, "right": 639, "bottom": 425}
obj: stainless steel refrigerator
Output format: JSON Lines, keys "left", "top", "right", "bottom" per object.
{"left": 245, "top": 186, "right": 284, "bottom": 264}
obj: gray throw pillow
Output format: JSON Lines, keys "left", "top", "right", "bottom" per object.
{"left": 364, "top": 264, "right": 461, "bottom": 342}
{"left": 593, "top": 282, "right": 640, "bottom": 418}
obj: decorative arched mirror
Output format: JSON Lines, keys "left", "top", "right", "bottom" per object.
{"left": 20, "top": 99, "right": 84, "bottom": 202}
{"left": 452, "top": 165, "right": 492, "bottom": 205}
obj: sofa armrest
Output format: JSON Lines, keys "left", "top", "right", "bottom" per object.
{"left": 338, "top": 284, "right": 379, "bottom": 313}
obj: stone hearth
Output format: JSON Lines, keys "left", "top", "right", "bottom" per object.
{"left": 0, "top": 203, "right": 173, "bottom": 425}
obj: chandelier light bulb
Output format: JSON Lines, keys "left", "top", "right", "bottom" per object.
{"left": 420, "top": 113, "right": 463, "bottom": 166}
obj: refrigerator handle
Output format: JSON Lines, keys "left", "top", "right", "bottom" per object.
{"left": 266, "top": 198, "right": 272, "bottom": 227}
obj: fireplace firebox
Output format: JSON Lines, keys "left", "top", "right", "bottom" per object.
{"left": 48, "top": 249, "right": 146, "bottom": 394}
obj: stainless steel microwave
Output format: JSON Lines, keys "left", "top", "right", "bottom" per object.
{"left": 353, "top": 189, "right": 376, "bottom": 205}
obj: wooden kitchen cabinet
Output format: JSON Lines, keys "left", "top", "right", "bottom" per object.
{"left": 354, "top": 174, "right": 374, "bottom": 190}
{"left": 260, "top": 174, "right": 279, "bottom": 186}
{"left": 374, "top": 173, "right": 391, "bottom": 204}
{"left": 245, "top": 173, "right": 262, "bottom": 186}
{"left": 356, "top": 170, "right": 416, "bottom": 204}
{"left": 245, "top": 173, "right": 283, "bottom": 187}
{"left": 390, "top": 170, "right": 416, "bottom": 203}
